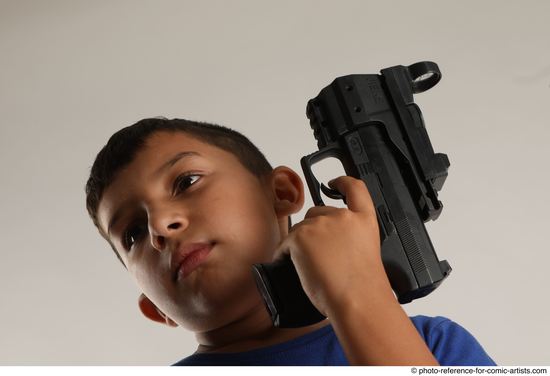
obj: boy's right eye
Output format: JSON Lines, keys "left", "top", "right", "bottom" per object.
{"left": 173, "top": 173, "right": 201, "bottom": 195}
{"left": 122, "top": 223, "right": 147, "bottom": 251}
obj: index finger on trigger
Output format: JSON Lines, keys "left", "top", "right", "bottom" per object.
{"left": 328, "top": 176, "right": 375, "bottom": 214}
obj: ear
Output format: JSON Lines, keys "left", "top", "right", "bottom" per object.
{"left": 269, "top": 166, "right": 305, "bottom": 217}
{"left": 138, "top": 293, "right": 178, "bottom": 327}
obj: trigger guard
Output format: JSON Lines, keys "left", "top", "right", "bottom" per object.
{"left": 320, "top": 183, "right": 345, "bottom": 200}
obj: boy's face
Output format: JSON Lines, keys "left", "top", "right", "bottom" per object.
{"left": 97, "top": 131, "right": 288, "bottom": 331}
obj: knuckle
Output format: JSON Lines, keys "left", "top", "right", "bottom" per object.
{"left": 305, "top": 207, "right": 318, "bottom": 218}
{"left": 351, "top": 178, "right": 365, "bottom": 189}
{"left": 333, "top": 208, "right": 345, "bottom": 219}
{"left": 309, "top": 214, "right": 328, "bottom": 228}
{"left": 335, "top": 208, "right": 352, "bottom": 220}
{"left": 293, "top": 223, "right": 314, "bottom": 245}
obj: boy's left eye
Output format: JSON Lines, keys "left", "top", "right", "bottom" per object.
{"left": 122, "top": 223, "right": 147, "bottom": 251}
{"left": 173, "top": 174, "right": 201, "bottom": 194}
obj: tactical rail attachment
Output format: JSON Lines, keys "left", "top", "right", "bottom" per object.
{"left": 253, "top": 61, "right": 452, "bottom": 328}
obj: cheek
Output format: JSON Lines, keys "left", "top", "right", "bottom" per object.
{"left": 130, "top": 252, "right": 166, "bottom": 300}
{"left": 201, "top": 184, "right": 280, "bottom": 260}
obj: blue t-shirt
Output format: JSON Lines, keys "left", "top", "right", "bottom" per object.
{"left": 173, "top": 315, "right": 496, "bottom": 366}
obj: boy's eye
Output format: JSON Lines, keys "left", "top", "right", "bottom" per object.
{"left": 122, "top": 223, "right": 147, "bottom": 251}
{"left": 173, "top": 174, "right": 201, "bottom": 194}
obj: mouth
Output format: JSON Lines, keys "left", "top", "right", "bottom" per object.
{"left": 172, "top": 242, "right": 214, "bottom": 282}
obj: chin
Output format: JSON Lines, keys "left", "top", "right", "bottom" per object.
{"left": 176, "top": 286, "right": 265, "bottom": 333}
{"left": 168, "top": 256, "right": 268, "bottom": 331}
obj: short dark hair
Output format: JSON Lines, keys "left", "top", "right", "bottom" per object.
{"left": 85, "top": 117, "right": 273, "bottom": 265}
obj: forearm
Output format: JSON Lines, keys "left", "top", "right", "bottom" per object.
{"left": 327, "top": 273, "right": 439, "bottom": 366}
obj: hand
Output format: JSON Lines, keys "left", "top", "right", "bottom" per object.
{"left": 273, "top": 175, "right": 394, "bottom": 318}
{"left": 274, "top": 176, "right": 439, "bottom": 365}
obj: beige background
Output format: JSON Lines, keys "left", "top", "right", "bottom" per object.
{"left": 1, "top": 0, "right": 549, "bottom": 365}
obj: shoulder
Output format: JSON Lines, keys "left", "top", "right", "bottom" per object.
{"left": 410, "top": 315, "right": 496, "bottom": 366}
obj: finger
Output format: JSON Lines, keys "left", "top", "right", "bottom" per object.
{"left": 303, "top": 205, "right": 339, "bottom": 220}
{"left": 328, "top": 176, "right": 375, "bottom": 214}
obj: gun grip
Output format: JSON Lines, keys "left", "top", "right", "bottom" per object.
{"left": 252, "top": 254, "right": 326, "bottom": 328}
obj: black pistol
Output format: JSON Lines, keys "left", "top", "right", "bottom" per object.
{"left": 252, "top": 61, "right": 452, "bottom": 328}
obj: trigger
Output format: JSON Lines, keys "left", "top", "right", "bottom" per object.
{"left": 320, "top": 183, "right": 346, "bottom": 201}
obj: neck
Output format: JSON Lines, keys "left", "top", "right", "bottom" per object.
{"left": 194, "top": 300, "right": 330, "bottom": 354}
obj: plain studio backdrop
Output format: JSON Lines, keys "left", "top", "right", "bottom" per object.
{"left": 1, "top": 0, "right": 549, "bottom": 366}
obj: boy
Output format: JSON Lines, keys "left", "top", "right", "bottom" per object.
{"left": 85, "top": 117, "right": 495, "bottom": 366}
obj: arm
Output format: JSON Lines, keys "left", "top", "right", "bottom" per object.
{"left": 275, "top": 176, "right": 439, "bottom": 365}
{"left": 328, "top": 272, "right": 439, "bottom": 365}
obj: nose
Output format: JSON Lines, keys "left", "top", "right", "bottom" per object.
{"left": 148, "top": 206, "right": 188, "bottom": 252}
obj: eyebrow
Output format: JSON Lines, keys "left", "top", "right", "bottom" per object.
{"left": 107, "top": 151, "right": 200, "bottom": 236}
{"left": 155, "top": 151, "right": 201, "bottom": 176}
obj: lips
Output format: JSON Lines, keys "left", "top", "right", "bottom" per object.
{"left": 172, "top": 242, "right": 214, "bottom": 282}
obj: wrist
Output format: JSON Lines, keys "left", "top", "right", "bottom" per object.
{"left": 325, "top": 264, "right": 397, "bottom": 320}
{"left": 326, "top": 284, "right": 439, "bottom": 366}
